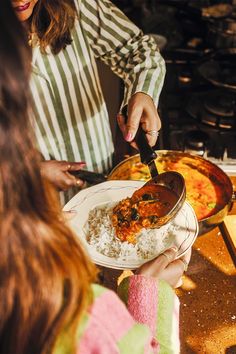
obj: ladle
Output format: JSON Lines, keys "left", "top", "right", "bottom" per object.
{"left": 134, "top": 125, "right": 186, "bottom": 226}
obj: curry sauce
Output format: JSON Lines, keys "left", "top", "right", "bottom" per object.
{"left": 112, "top": 184, "right": 178, "bottom": 244}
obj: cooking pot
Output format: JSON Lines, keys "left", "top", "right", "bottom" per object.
{"left": 206, "top": 15, "right": 236, "bottom": 49}
{"left": 157, "top": 0, "right": 233, "bottom": 20}
{"left": 108, "top": 150, "right": 236, "bottom": 235}
{"left": 197, "top": 48, "right": 236, "bottom": 92}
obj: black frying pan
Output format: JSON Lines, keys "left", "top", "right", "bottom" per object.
{"left": 197, "top": 48, "right": 236, "bottom": 91}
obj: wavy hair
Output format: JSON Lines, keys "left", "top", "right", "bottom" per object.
{"left": 0, "top": 1, "right": 96, "bottom": 353}
{"left": 31, "top": 0, "right": 77, "bottom": 54}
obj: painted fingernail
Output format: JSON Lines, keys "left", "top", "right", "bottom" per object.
{"left": 125, "top": 131, "right": 133, "bottom": 141}
{"left": 68, "top": 209, "right": 77, "bottom": 213}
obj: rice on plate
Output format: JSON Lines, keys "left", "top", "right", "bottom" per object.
{"left": 84, "top": 201, "right": 179, "bottom": 261}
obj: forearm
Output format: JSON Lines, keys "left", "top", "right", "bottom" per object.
{"left": 79, "top": 0, "right": 166, "bottom": 107}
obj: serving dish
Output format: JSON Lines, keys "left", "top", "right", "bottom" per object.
{"left": 109, "top": 151, "right": 234, "bottom": 235}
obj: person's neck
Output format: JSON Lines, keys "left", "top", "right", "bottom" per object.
{"left": 22, "top": 19, "right": 31, "bottom": 32}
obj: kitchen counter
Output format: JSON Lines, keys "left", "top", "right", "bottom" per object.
{"left": 99, "top": 177, "right": 236, "bottom": 354}
{"left": 178, "top": 176, "right": 236, "bottom": 354}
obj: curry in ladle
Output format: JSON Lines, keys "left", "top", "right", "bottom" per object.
{"left": 112, "top": 184, "right": 179, "bottom": 244}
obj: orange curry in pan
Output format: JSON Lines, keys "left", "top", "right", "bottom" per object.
{"left": 110, "top": 153, "right": 230, "bottom": 221}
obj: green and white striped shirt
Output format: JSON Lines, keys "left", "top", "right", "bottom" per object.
{"left": 30, "top": 0, "right": 165, "bottom": 202}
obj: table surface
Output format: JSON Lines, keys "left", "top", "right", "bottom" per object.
{"left": 99, "top": 177, "right": 236, "bottom": 354}
{"left": 178, "top": 176, "right": 236, "bottom": 354}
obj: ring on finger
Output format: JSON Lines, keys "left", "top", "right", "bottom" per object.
{"left": 146, "top": 130, "right": 159, "bottom": 137}
{"left": 179, "top": 259, "right": 188, "bottom": 272}
{"left": 161, "top": 252, "right": 171, "bottom": 262}
{"left": 76, "top": 179, "right": 83, "bottom": 187}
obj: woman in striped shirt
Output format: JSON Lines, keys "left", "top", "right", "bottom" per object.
{"left": 12, "top": 0, "right": 166, "bottom": 203}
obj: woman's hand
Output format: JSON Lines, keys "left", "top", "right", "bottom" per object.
{"left": 137, "top": 248, "right": 192, "bottom": 288}
{"left": 40, "top": 160, "right": 86, "bottom": 191}
{"left": 117, "top": 92, "right": 161, "bottom": 148}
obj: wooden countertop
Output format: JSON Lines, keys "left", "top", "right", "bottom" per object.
{"left": 99, "top": 176, "right": 236, "bottom": 354}
{"left": 178, "top": 175, "right": 236, "bottom": 353}
{"left": 220, "top": 176, "right": 236, "bottom": 264}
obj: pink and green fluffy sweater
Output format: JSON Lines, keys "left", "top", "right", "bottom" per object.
{"left": 55, "top": 275, "right": 180, "bottom": 354}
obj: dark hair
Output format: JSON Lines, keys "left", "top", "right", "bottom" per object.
{"left": 0, "top": 0, "right": 30, "bottom": 110}
{"left": 0, "top": 2, "right": 96, "bottom": 353}
{"left": 31, "top": 0, "right": 77, "bottom": 54}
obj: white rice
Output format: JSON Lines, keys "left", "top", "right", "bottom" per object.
{"left": 84, "top": 201, "right": 179, "bottom": 261}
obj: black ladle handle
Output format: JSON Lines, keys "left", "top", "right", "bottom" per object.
{"left": 135, "top": 126, "right": 157, "bottom": 165}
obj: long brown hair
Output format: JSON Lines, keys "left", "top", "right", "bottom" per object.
{"left": 0, "top": 2, "right": 96, "bottom": 353}
{"left": 30, "top": 0, "right": 77, "bottom": 54}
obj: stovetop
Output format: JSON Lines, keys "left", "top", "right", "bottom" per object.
{"left": 160, "top": 88, "right": 236, "bottom": 175}
{"left": 114, "top": 0, "right": 236, "bottom": 175}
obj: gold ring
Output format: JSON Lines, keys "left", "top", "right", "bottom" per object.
{"left": 76, "top": 179, "right": 82, "bottom": 186}
{"left": 179, "top": 259, "right": 188, "bottom": 272}
{"left": 146, "top": 130, "right": 159, "bottom": 137}
{"left": 161, "top": 252, "right": 171, "bottom": 262}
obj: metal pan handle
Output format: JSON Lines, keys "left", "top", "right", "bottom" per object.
{"left": 228, "top": 190, "right": 236, "bottom": 212}
{"left": 69, "top": 170, "right": 107, "bottom": 184}
{"left": 232, "top": 191, "right": 236, "bottom": 202}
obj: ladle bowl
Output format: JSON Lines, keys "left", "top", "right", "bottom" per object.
{"left": 112, "top": 170, "right": 186, "bottom": 244}
{"left": 142, "top": 171, "right": 186, "bottom": 227}
{"left": 133, "top": 125, "right": 186, "bottom": 227}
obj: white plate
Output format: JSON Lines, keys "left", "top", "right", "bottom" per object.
{"left": 64, "top": 180, "right": 199, "bottom": 270}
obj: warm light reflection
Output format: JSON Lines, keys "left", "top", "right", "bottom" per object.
{"left": 193, "top": 230, "right": 236, "bottom": 276}
{"left": 181, "top": 275, "right": 197, "bottom": 291}
{"left": 117, "top": 270, "right": 133, "bottom": 285}
{"left": 186, "top": 325, "right": 236, "bottom": 353}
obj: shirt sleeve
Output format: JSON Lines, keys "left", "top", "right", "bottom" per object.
{"left": 117, "top": 275, "right": 180, "bottom": 354}
{"left": 77, "top": 284, "right": 160, "bottom": 354}
{"left": 78, "top": 0, "right": 166, "bottom": 108}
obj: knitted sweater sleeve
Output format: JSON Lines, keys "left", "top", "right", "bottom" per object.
{"left": 75, "top": 276, "right": 179, "bottom": 354}
{"left": 77, "top": 283, "right": 159, "bottom": 354}
{"left": 117, "top": 275, "right": 180, "bottom": 353}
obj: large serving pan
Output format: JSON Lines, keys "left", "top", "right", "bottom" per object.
{"left": 108, "top": 150, "right": 235, "bottom": 235}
